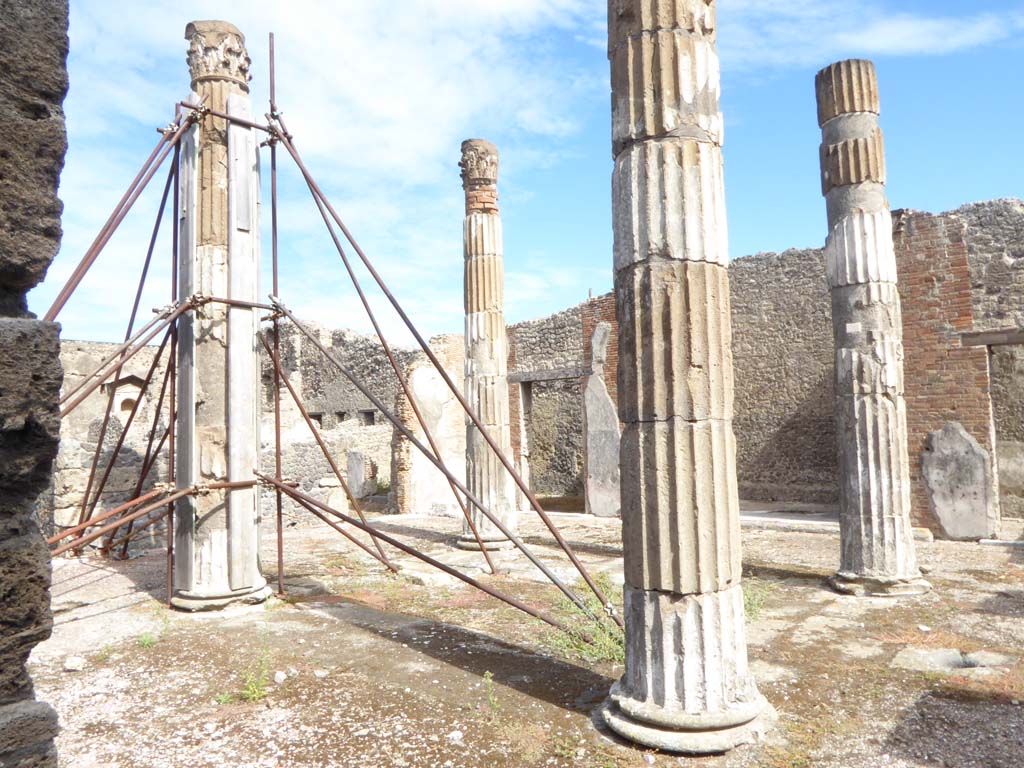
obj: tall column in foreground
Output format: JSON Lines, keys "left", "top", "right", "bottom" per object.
{"left": 458, "top": 139, "right": 517, "bottom": 549}
{"left": 815, "top": 60, "right": 929, "bottom": 596}
{"left": 173, "top": 20, "right": 268, "bottom": 609}
{"left": 601, "top": 0, "right": 769, "bottom": 753}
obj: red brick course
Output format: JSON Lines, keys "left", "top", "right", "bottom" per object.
{"left": 894, "top": 210, "right": 995, "bottom": 533}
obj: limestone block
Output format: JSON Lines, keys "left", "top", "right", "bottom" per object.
{"left": 612, "top": 139, "right": 728, "bottom": 269}
{"left": 583, "top": 324, "right": 621, "bottom": 518}
{"left": 463, "top": 220, "right": 504, "bottom": 312}
{"left": 0, "top": 700, "right": 59, "bottom": 758}
{"left": 825, "top": 209, "right": 897, "bottom": 287}
{"left": 608, "top": 0, "right": 716, "bottom": 45}
{"left": 0, "top": 1, "right": 67, "bottom": 313}
{"left": 346, "top": 451, "right": 378, "bottom": 499}
{"left": 610, "top": 31, "right": 722, "bottom": 152}
{"left": 830, "top": 281, "right": 902, "bottom": 348}
{"left": 835, "top": 394, "right": 919, "bottom": 579}
{"left": 835, "top": 343, "right": 904, "bottom": 397}
{"left": 391, "top": 340, "right": 468, "bottom": 517}
{"left": 609, "top": 583, "right": 763, "bottom": 729}
{"left": 815, "top": 59, "right": 879, "bottom": 126}
{"left": 0, "top": 526, "right": 52, "bottom": 701}
{"left": 616, "top": 260, "right": 733, "bottom": 423}
{"left": 620, "top": 418, "right": 741, "bottom": 594}
{"left": 820, "top": 129, "right": 886, "bottom": 195}
{"left": 0, "top": 320, "right": 62, "bottom": 513}
{"left": 922, "top": 422, "right": 998, "bottom": 540}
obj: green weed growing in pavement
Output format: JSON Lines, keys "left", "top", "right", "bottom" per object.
{"left": 545, "top": 572, "right": 625, "bottom": 665}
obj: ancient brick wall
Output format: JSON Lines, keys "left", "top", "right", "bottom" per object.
{"left": 894, "top": 210, "right": 995, "bottom": 532}
{"left": 958, "top": 200, "right": 1024, "bottom": 517}
{"left": 0, "top": 0, "right": 68, "bottom": 764}
{"left": 581, "top": 292, "right": 619, "bottom": 409}
{"left": 729, "top": 249, "right": 838, "bottom": 502}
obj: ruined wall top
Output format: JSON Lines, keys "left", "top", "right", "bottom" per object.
{"left": 460, "top": 139, "right": 498, "bottom": 215}
{"left": 185, "top": 20, "right": 250, "bottom": 91}
{"left": 815, "top": 59, "right": 880, "bottom": 127}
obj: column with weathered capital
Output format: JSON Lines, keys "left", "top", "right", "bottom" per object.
{"left": 173, "top": 20, "right": 268, "bottom": 609}
{"left": 457, "top": 139, "right": 517, "bottom": 549}
{"left": 601, "top": 0, "right": 770, "bottom": 753}
{"left": 816, "top": 60, "right": 930, "bottom": 596}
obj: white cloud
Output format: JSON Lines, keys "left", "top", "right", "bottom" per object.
{"left": 718, "top": 1, "right": 1024, "bottom": 69}
{"left": 31, "top": 0, "right": 1022, "bottom": 343}
{"left": 33, "top": 0, "right": 606, "bottom": 342}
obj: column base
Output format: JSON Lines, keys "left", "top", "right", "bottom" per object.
{"left": 829, "top": 572, "right": 931, "bottom": 597}
{"left": 454, "top": 535, "right": 516, "bottom": 551}
{"left": 599, "top": 696, "right": 775, "bottom": 755}
{"left": 171, "top": 580, "right": 272, "bottom": 612}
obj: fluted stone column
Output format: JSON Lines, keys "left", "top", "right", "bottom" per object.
{"left": 457, "top": 139, "right": 517, "bottom": 549}
{"left": 815, "top": 60, "right": 930, "bottom": 596}
{"left": 173, "top": 20, "right": 268, "bottom": 609}
{"left": 601, "top": 0, "right": 770, "bottom": 753}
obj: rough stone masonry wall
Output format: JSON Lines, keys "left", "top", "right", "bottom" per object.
{"left": 44, "top": 342, "right": 170, "bottom": 549}
{"left": 730, "top": 249, "right": 837, "bottom": 502}
{"left": 958, "top": 200, "right": 1024, "bottom": 517}
{"left": 258, "top": 319, "right": 406, "bottom": 524}
{"left": 0, "top": 0, "right": 68, "bottom": 764}
{"left": 507, "top": 305, "right": 584, "bottom": 497}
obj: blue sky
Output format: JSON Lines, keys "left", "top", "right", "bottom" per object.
{"left": 29, "top": 1, "right": 1024, "bottom": 343}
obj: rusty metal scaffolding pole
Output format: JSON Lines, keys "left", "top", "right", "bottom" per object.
{"left": 59, "top": 304, "right": 177, "bottom": 408}
{"left": 47, "top": 487, "right": 167, "bottom": 546}
{"left": 111, "top": 343, "right": 177, "bottom": 557}
{"left": 44, "top": 111, "right": 198, "bottom": 323}
{"left": 107, "top": 507, "right": 170, "bottom": 552}
{"left": 79, "top": 328, "right": 171, "bottom": 538}
{"left": 52, "top": 481, "right": 255, "bottom": 558}
{"left": 258, "top": 332, "right": 398, "bottom": 573}
{"left": 74, "top": 162, "right": 177, "bottom": 528}
{"left": 167, "top": 143, "right": 180, "bottom": 606}
{"left": 287, "top": 487, "right": 402, "bottom": 571}
{"left": 274, "top": 131, "right": 620, "bottom": 626}
{"left": 59, "top": 302, "right": 193, "bottom": 419}
{"left": 267, "top": 33, "right": 286, "bottom": 596}
{"left": 272, "top": 302, "right": 604, "bottom": 624}
{"left": 294, "top": 157, "right": 498, "bottom": 572}
{"left": 259, "top": 473, "right": 583, "bottom": 638}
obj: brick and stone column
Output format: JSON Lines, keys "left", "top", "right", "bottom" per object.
{"left": 457, "top": 139, "right": 517, "bottom": 549}
{"left": 173, "top": 20, "right": 268, "bottom": 609}
{"left": 601, "top": 0, "right": 770, "bottom": 753}
{"left": 815, "top": 60, "right": 930, "bottom": 596}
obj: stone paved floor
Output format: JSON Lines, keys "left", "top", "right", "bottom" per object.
{"left": 31, "top": 509, "right": 1024, "bottom": 767}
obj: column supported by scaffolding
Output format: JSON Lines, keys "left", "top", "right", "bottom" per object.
{"left": 457, "top": 139, "right": 517, "bottom": 549}
{"left": 173, "top": 20, "right": 269, "bottom": 609}
{"left": 600, "top": 0, "right": 771, "bottom": 753}
{"left": 815, "top": 59, "right": 930, "bottom": 596}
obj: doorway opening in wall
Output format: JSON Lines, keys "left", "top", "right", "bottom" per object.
{"left": 519, "top": 378, "right": 584, "bottom": 513}
{"left": 991, "top": 344, "right": 1024, "bottom": 522}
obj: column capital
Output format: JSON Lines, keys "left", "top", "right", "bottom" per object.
{"left": 185, "top": 20, "right": 251, "bottom": 92}
{"left": 460, "top": 139, "right": 499, "bottom": 214}
{"left": 460, "top": 139, "right": 498, "bottom": 188}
